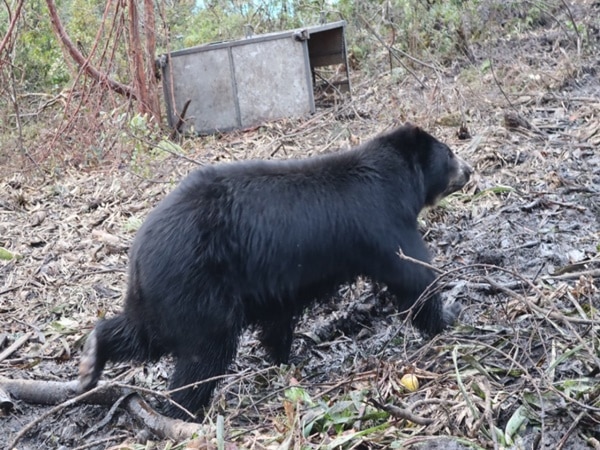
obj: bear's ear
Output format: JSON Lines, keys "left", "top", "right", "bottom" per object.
{"left": 403, "top": 122, "right": 423, "bottom": 138}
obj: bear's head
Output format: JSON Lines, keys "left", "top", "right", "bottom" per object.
{"left": 406, "top": 123, "right": 473, "bottom": 206}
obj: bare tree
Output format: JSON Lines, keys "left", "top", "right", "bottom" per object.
{"left": 0, "top": 0, "right": 24, "bottom": 58}
{"left": 45, "top": 0, "right": 161, "bottom": 120}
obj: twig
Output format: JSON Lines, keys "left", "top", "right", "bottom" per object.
{"left": 485, "top": 276, "right": 598, "bottom": 325}
{"left": 445, "top": 280, "right": 528, "bottom": 292}
{"left": 0, "top": 0, "right": 24, "bottom": 56}
{"left": 70, "top": 267, "right": 126, "bottom": 282}
{"left": 171, "top": 98, "right": 191, "bottom": 139}
{"left": 0, "top": 284, "right": 24, "bottom": 297}
{"left": 547, "top": 269, "right": 600, "bottom": 280}
{"left": 489, "top": 59, "right": 516, "bottom": 111}
{"left": 123, "top": 126, "right": 203, "bottom": 166}
{"left": 7, "top": 381, "right": 115, "bottom": 448}
{"left": 558, "top": 0, "right": 582, "bottom": 52}
{"left": 358, "top": 15, "right": 428, "bottom": 88}
{"left": 557, "top": 411, "right": 585, "bottom": 450}
{"left": 71, "top": 433, "right": 129, "bottom": 450}
{"left": 2, "top": 379, "right": 204, "bottom": 446}
{"left": 312, "top": 372, "right": 373, "bottom": 401}
{"left": 483, "top": 276, "right": 600, "bottom": 370}
{"left": 81, "top": 392, "right": 132, "bottom": 438}
{"left": 0, "top": 332, "right": 32, "bottom": 363}
{"left": 369, "top": 398, "right": 433, "bottom": 426}
{"left": 397, "top": 248, "right": 442, "bottom": 274}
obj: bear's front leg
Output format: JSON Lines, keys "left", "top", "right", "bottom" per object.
{"left": 375, "top": 232, "right": 460, "bottom": 336}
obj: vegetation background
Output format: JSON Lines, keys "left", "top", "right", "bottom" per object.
{"left": 2, "top": 0, "right": 578, "bottom": 169}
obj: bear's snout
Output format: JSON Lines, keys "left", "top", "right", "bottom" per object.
{"left": 456, "top": 155, "right": 473, "bottom": 182}
{"left": 445, "top": 155, "right": 473, "bottom": 195}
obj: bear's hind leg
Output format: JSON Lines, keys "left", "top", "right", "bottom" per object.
{"left": 79, "top": 315, "right": 154, "bottom": 391}
{"left": 167, "top": 333, "right": 239, "bottom": 420}
{"left": 258, "top": 315, "right": 296, "bottom": 365}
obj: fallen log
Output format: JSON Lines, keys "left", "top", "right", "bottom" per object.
{"left": 0, "top": 378, "right": 204, "bottom": 445}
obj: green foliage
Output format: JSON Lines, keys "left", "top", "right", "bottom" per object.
{"left": 171, "top": 0, "right": 328, "bottom": 49}
{"left": 282, "top": 387, "right": 390, "bottom": 443}
{"left": 67, "top": 0, "right": 103, "bottom": 47}
{"left": 0, "top": 247, "right": 17, "bottom": 260}
{"left": 16, "top": 1, "right": 70, "bottom": 89}
{"left": 371, "top": 0, "right": 564, "bottom": 63}
{"left": 124, "top": 216, "right": 144, "bottom": 233}
{"left": 8, "top": 0, "right": 136, "bottom": 91}
{"left": 127, "top": 113, "right": 185, "bottom": 174}
{"left": 406, "top": 1, "right": 462, "bottom": 48}
{"left": 2, "top": 0, "right": 566, "bottom": 92}
{"left": 178, "top": 4, "right": 248, "bottom": 48}
{"left": 49, "top": 317, "right": 79, "bottom": 335}
{"left": 285, "top": 385, "right": 313, "bottom": 405}
{"left": 128, "top": 113, "right": 162, "bottom": 173}
{"left": 0, "top": 7, "right": 8, "bottom": 40}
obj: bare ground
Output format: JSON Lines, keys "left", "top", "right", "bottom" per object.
{"left": 1, "top": 3, "right": 600, "bottom": 449}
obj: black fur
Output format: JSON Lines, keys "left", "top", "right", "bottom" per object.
{"left": 79, "top": 123, "right": 472, "bottom": 419}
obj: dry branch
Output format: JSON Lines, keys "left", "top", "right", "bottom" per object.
{"left": 0, "top": 379, "right": 203, "bottom": 445}
{"left": 0, "top": 332, "right": 31, "bottom": 363}
{"left": 45, "top": 0, "right": 136, "bottom": 99}
{"left": 369, "top": 398, "right": 433, "bottom": 426}
{"left": 0, "top": 0, "right": 25, "bottom": 57}
{"left": 128, "top": 0, "right": 149, "bottom": 111}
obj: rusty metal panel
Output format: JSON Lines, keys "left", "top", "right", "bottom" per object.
{"left": 232, "top": 38, "right": 313, "bottom": 127}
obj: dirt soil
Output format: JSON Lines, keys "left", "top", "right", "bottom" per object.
{"left": 1, "top": 3, "right": 600, "bottom": 449}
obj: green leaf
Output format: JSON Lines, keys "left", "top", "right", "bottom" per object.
{"left": 325, "top": 422, "right": 390, "bottom": 449}
{"left": 0, "top": 247, "right": 16, "bottom": 260}
{"left": 124, "top": 216, "right": 143, "bottom": 233}
{"left": 504, "top": 405, "right": 528, "bottom": 445}
{"left": 50, "top": 318, "right": 79, "bottom": 335}
{"left": 285, "top": 386, "right": 312, "bottom": 405}
{"left": 471, "top": 185, "right": 515, "bottom": 201}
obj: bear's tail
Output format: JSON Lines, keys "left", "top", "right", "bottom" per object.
{"left": 79, "top": 314, "right": 155, "bottom": 391}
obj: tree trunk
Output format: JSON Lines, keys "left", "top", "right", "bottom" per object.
{"left": 128, "top": 0, "right": 149, "bottom": 115}
{"left": 144, "top": 0, "right": 161, "bottom": 121}
{"left": 127, "top": 0, "right": 161, "bottom": 120}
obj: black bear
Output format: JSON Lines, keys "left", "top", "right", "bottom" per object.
{"left": 79, "top": 123, "right": 472, "bottom": 419}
